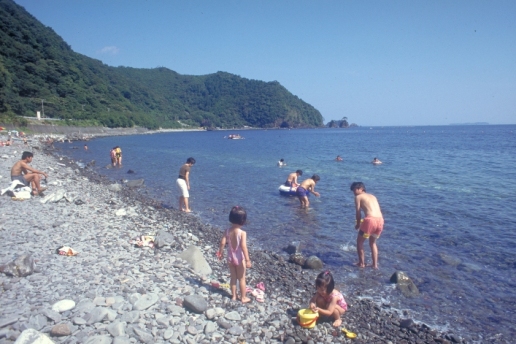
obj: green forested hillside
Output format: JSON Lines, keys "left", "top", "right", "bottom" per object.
{"left": 0, "top": 0, "right": 323, "bottom": 129}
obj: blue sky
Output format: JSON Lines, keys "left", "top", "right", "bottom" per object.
{"left": 15, "top": 0, "right": 516, "bottom": 126}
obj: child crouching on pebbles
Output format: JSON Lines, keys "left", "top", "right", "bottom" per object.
{"left": 309, "top": 270, "right": 347, "bottom": 327}
{"left": 217, "top": 206, "right": 252, "bottom": 303}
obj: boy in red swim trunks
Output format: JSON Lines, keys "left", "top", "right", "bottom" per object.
{"left": 350, "top": 182, "right": 384, "bottom": 269}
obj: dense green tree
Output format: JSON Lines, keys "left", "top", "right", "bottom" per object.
{"left": 0, "top": 0, "right": 323, "bottom": 128}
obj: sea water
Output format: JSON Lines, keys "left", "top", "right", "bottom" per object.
{"left": 57, "top": 125, "right": 516, "bottom": 339}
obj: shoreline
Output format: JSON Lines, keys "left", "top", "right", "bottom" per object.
{"left": 0, "top": 139, "right": 482, "bottom": 343}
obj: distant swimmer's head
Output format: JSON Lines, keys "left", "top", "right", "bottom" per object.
{"left": 229, "top": 206, "right": 247, "bottom": 225}
{"left": 311, "top": 174, "right": 320, "bottom": 182}
{"left": 296, "top": 169, "right": 303, "bottom": 176}
{"left": 350, "top": 182, "right": 366, "bottom": 192}
{"left": 280, "top": 158, "right": 284, "bottom": 162}
{"left": 186, "top": 157, "right": 196, "bottom": 165}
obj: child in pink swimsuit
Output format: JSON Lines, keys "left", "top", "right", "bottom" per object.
{"left": 309, "top": 270, "right": 347, "bottom": 327}
{"left": 217, "top": 206, "right": 252, "bottom": 303}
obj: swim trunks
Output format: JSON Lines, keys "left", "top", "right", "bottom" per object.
{"left": 359, "top": 216, "right": 384, "bottom": 238}
{"left": 225, "top": 228, "right": 244, "bottom": 266}
{"left": 324, "top": 291, "right": 348, "bottom": 311}
{"left": 11, "top": 175, "right": 30, "bottom": 187}
{"left": 284, "top": 181, "right": 292, "bottom": 187}
{"left": 176, "top": 178, "right": 189, "bottom": 197}
{"left": 296, "top": 186, "right": 308, "bottom": 197}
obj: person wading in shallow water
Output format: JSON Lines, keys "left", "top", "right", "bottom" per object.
{"left": 350, "top": 182, "right": 384, "bottom": 269}
{"left": 176, "top": 157, "right": 195, "bottom": 212}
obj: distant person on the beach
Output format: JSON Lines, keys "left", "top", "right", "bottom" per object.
{"left": 23, "top": 137, "right": 28, "bottom": 145}
{"left": 11, "top": 151, "right": 48, "bottom": 196}
{"left": 309, "top": 270, "right": 347, "bottom": 327}
{"left": 110, "top": 147, "right": 117, "bottom": 166}
{"left": 278, "top": 158, "right": 286, "bottom": 167}
{"left": 372, "top": 157, "right": 382, "bottom": 165}
{"left": 176, "top": 157, "right": 196, "bottom": 212}
{"left": 336, "top": 155, "right": 343, "bottom": 161}
{"left": 297, "top": 174, "right": 320, "bottom": 208}
{"left": 350, "top": 182, "right": 384, "bottom": 269}
{"left": 285, "top": 169, "right": 303, "bottom": 187}
{"left": 217, "top": 206, "right": 252, "bottom": 303}
{"left": 115, "top": 146, "right": 122, "bottom": 166}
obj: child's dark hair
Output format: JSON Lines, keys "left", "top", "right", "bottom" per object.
{"left": 311, "top": 174, "right": 320, "bottom": 182}
{"left": 296, "top": 169, "right": 303, "bottom": 175}
{"left": 186, "top": 157, "right": 196, "bottom": 164}
{"left": 316, "top": 270, "right": 335, "bottom": 294}
{"left": 350, "top": 182, "right": 366, "bottom": 192}
{"left": 229, "top": 206, "right": 247, "bottom": 225}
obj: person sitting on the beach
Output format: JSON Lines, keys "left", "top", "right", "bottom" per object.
{"left": 336, "top": 155, "right": 343, "bottom": 161}
{"left": 372, "top": 157, "right": 382, "bottom": 165}
{"left": 296, "top": 174, "right": 320, "bottom": 208}
{"left": 350, "top": 181, "right": 384, "bottom": 269}
{"left": 285, "top": 169, "right": 303, "bottom": 187}
{"left": 277, "top": 158, "right": 286, "bottom": 167}
{"left": 11, "top": 151, "right": 48, "bottom": 196}
{"left": 309, "top": 270, "right": 347, "bottom": 327}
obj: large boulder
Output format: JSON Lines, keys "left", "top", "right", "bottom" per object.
{"left": 0, "top": 254, "right": 35, "bottom": 277}
{"left": 285, "top": 241, "right": 301, "bottom": 254}
{"left": 390, "top": 271, "right": 420, "bottom": 298}
{"left": 154, "top": 230, "right": 176, "bottom": 249}
{"left": 107, "top": 183, "right": 123, "bottom": 192}
{"left": 126, "top": 179, "right": 144, "bottom": 188}
{"left": 303, "top": 255, "right": 324, "bottom": 270}
{"left": 288, "top": 253, "right": 306, "bottom": 267}
{"left": 179, "top": 246, "right": 212, "bottom": 276}
{"left": 183, "top": 295, "right": 208, "bottom": 313}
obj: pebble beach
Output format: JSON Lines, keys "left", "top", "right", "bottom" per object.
{"left": 0, "top": 136, "right": 488, "bottom": 344}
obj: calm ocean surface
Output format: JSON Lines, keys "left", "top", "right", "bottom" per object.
{"left": 57, "top": 125, "right": 516, "bottom": 339}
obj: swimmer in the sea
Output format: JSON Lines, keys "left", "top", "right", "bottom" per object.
{"left": 372, "top": 157, "right": 382, "bottom": 165}
{"left": 297, "top": 175, "right": 320, "bottom": 208}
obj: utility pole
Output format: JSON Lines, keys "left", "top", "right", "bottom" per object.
{"left": 41, "top": 99, "right": 45, "bottom": 118}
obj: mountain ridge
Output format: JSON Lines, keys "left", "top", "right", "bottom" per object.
{"left": 0, "top": 0, "right": 323, "bottom": 129}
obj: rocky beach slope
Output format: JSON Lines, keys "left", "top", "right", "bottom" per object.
{"left": 0, "top": 138, "right": 481, "bottom": 344}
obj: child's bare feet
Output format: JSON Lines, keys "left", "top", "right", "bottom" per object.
{"left": 355, "top": 262, "right": 365, "bottom": 268}
{"left": 241, "top": 297, "right": 251, "bottom": 303}
{"left": 332, "top": 318, "right": 342, "bottom": 327}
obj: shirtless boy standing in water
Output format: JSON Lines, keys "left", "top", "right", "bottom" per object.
{"left": 350, "top": 182, "right": 384, "bottom": 269}
{"left": 297, "top": 174, "right": 320, "bottom": 208}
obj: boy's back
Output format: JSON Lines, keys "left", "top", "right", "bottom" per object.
{"left": 356, "top": 193, "right": 382, "bottom": 218}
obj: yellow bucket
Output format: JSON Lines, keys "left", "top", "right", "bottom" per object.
{"left": 297, "top": 309, "right": 318, "bottom": 329}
